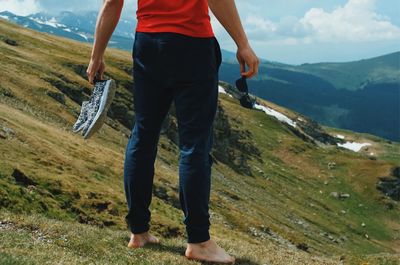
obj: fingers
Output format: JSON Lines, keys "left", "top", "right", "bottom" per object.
{"left": 86, "top": 59, "right": 105, "bottom": 84}
{"left": 99, "top": 63, "right": 105, "bottom": 80}
{"left": 87, "top": 70, "right": 95, "bottom": 85}
{"left": 241, "top": 59, "right": 259, "bottom": 78}
{"left": 239, "top": 61, "right": 245, "bottom": 75}
{"left": 238, "top": 49, "right": 260, "bottom": 79}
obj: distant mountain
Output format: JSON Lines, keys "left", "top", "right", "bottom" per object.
{"left": 1, "top": 10, "right": 399, "bottom": 141}
{"left": 297, "top": 52, "right": 400, "bottom": 91}
{"left": 220, "top": 52, "right": 400, "bottom": 142}
{"left": 0, "top": 10, "right": 135, "bottom": 51}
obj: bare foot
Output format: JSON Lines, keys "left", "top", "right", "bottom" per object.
{"left": 185, "top": 239, "right": 235, "bottom": 264}
{"left": 127, "top": 231, "right": 160, "bottom": 249}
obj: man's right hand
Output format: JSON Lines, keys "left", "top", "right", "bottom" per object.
{"left": 237, "top": 44, "right": 259, "bottom": 78}
{"left": 86, "top": 57, "right": 106, "bottom": 84}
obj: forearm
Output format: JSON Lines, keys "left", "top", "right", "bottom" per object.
{"left": 208, "top": 0, "right": 249, "bottom": 48}
{"left": 91, "top": 0, "right": 124, "bottom": 60}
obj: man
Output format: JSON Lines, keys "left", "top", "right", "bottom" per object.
{"left": 86, "top": 0, "right": 259, "bottom": 263}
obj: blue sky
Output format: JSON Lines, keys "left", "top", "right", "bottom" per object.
{"left": 1, "top": 0, "right": 399, "bottom": 64}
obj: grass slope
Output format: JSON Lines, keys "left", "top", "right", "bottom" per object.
{"left": 0, "top": 19, "right": 399, "bottom": 264}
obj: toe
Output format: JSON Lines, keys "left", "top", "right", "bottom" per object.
{"left": 127, "top": 240, "right": 143, "bottom": 249}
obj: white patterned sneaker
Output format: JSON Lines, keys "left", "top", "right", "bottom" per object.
{"left": 81, "top": 79, "right": 116, "bottom": 139}
{"left": 72, "top": 100, "right": 90, "bottom": 133}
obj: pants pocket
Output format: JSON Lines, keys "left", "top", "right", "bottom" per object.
{"left": 213, "top": 37, "right": 222, "bottom": 68}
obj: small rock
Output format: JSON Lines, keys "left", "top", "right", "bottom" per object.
{"left": 27, "top": 185, "right": 36, "bottom": 193}
{"left": 331, "top": 192, "right": 351, "bottom": 199}
{"left": 4, "top": 38, "right": 18, "bottom": 46}
{"left": 0, "top": 125, "right": 15, "bottom": 139}
{"left": 361, "top": 222, "right": 366, "bottom": 227}
{"left": 330, "top": 192, "right": 339, "bottom": 198}
{"left": 328, "top": 162, "right": 336, "bottom": 169}
{"left": 339, "top": 193, "right": 350, "bottom": 199}
{"left": 296, "top": 242, "right": 309, "bottom": 252}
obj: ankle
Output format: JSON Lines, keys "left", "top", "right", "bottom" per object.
{"left": 133, "top": 230, "right": 150, "bottom": 235}
{"left": 187, "top": 239, "right": 212, "bottom": 247}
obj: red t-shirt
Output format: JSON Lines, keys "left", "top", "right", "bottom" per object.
{"left": 136, "top": 0, "right": 214, "bottom": 38}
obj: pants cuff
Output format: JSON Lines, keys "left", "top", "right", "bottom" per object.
{"left": 187, "top": 227, "right": 210, "bottom": 243}
{"left": 125, "top": 216, "right": 150, "bottom": 234}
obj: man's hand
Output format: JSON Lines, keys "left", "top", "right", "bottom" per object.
{"left": 86, "top": 57, "right": 106, "bottom": 84}
{"left": 87, "top": 0, "right": 123, "bottom": 84}
{"left": 208, "top": 0, "right": 260, "bottom": 78}
{"left": 237, "top": 44, "right": 259, "bottom": 78}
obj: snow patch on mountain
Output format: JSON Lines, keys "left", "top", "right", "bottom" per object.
{"left": 218, "top": 86, "right": 233, "bottom": 97}
{"left": 31, "top": 17, "right": 66, "bottom": 28}
{"left": 77, "top": 33, "right": 88, "bottom": 41}
{"left": 336, "top": 134, "right": 345, "bottom": 139}
{"left": 337, "top": 141, "right": 371, "bottom": 152}
{"left": 254, "top": 103, "right": 297, "bottom": 127}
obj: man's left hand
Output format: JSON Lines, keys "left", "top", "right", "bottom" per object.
{"left": 236, "top": 45, "right": 259, "bottom": 78}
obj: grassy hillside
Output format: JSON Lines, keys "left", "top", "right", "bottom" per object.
{"left": 0, "top": 18, "right": 399, "bottom": 265}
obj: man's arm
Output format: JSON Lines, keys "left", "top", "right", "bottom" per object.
{"left": 208, "top": 0, "right": 259, "bottom": 78}
{"left": 86, "top": 0, "right": 124, "bottom": 84}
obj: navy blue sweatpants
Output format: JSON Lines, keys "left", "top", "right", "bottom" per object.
{"left": 123, "top": 32, "right": 222, "bottom": 243}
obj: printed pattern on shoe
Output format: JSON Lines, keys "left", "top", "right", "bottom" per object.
{"left": 81, "top": 79, "right": 116, "bottom": 139}
{"left": 81, "top": 81, "right": 107, "bottom": 136}
{"left": 72, "top": 100, "right": 91, "bottom": 133}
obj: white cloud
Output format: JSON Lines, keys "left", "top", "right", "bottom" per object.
{"left": 245, "top": 16, "right": 277, "bottom": 40}
{"left": 213, "top": 0, "right": 400, "bottom": 48}
{"left": 299, "top": 0, "right": 400, "bottom": 42}
{"left": 0, "top": 0, "right": 40, "bottom": 16}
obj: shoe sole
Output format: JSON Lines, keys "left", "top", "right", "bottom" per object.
{"left": 83, "top": 80, "right": 116, "bottom": 139}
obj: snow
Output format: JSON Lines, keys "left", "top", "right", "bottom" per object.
{"left": 78, "top": 33, "right": 88, "bottom": 41}
{"left": 218, "top": 86, "right": 233, "bottom": 97}
{"left": 31, "top": 17, "right": 67, "bottom": 28}
{"left": 336, "top": 134, "right": 345, "bottom": 139}
{"left": 254, "top": 103, "right": 297, "bottom": 127}
{"left": 337, "top": 141, "right": 371, "bottom": 152}
{"left": 0, "top": 15, "right": 9, "bottom": 20}
{"left": 63, "top": 28, "right": 72, "bottom": 32}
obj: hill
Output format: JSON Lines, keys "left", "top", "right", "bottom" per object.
{"left": 0, "top": 18, "right": 400, "bottom": 265}
{"left": 220, "top": 52, "right": 400, "bottom": 142}
{"left": 2, "top": 10, "right": 399, "bottom": 142}
{"left": 297, "top": 51, "right": 400, "bottom": 91}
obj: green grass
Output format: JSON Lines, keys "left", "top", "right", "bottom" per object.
{"left": 0, "top": 18, "right": 399, "bottom": 264}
